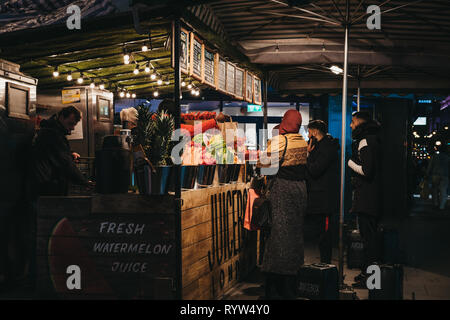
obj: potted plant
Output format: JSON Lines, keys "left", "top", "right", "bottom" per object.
{"left": 133, "top": 105, "right": 175, "bottom": 195}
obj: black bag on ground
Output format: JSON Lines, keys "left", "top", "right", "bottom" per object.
{"left": 368, "top": 264, "right": 403, "bottom": 300}
{"left": 377, "top": 226, "right": 401, "bottom": 264}
{"left": 250, "top": 136, "right": 287, "bottom": 230}
{"left": 347, "top": 229, "right": 365, "bottom": 269}
{"left": 297, "top": 263, "right": 339, "bottom": 300}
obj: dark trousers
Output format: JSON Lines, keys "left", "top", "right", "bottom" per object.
{"left": 264, "top": 272, "right": 297, "bottom": 299}
{"left": 357, "top": 214, "right": 379, "bottom": 273}
{"left": 308, "top": 214, "right": 333, "bottom": 264}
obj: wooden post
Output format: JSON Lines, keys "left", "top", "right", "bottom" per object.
{"left": 174, "top": 16, "right": 182, "bottom": 300}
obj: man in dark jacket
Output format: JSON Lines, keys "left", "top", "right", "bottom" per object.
{"left": 30, "top": 106, "right": 89, "bottom": 197}
{"left": 306, "top": 120, "right": 340, "bottom": 264}
{"left": 348, "top": 111, "right": 382, "bottom": 285}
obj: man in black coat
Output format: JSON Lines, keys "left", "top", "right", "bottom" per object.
{"left": 347, "top": 112, "right": 382, "bottom": 285}
{"left": 306, "top": 120, "right": 340, "bottom": 264}
{"left": 30, "top": 106, "right": 90, "bottom": 197}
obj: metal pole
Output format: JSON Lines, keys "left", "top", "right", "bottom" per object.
{"left": 357, "top": 85, "right": 361, "bottom": 112}
{"left": 174, "top": 16, "right": 182, "bottom": 300}
{"left": 263, "top": 71, "right": 268, "bottom": 146}
{"left": 357, "top": 66, "right": 361, "bottom": 112}
{"left": 339, "top": 0, "right": 350, "bottom": 289}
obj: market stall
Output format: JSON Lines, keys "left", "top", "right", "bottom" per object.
{"left": 4, "top": 9, "right": 265, "bottom": 300}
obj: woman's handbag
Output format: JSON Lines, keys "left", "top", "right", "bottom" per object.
{"left": 250, "top": 135, "right": 288, "bottom": 230}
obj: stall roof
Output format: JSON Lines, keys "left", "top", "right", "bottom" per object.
{"left": 0, "top": 3, "right": 261, "bottom": 99}
{"left": 188, "top": 0, "right": 450, "bottom": 94}
{"left": 1, "top": 0, "right": 450, "bottom": 97}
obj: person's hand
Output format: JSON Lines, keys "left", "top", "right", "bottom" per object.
{"left": 307, "top": 138, "right": 315, "bottom": 154}
{"left": 72, "top": 152, "right": 81, "bottom": 162}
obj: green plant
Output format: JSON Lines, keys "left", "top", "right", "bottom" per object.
{"left": 133, "top": 105, "right": 175, "bottom": 166}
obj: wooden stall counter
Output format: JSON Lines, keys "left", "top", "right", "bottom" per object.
{"left": 36, "top": 182, "right": 257, "bottom": 300}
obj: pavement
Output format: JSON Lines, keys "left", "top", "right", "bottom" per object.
{"left": 223, "top": 197, "right": 450, "bottom": 300}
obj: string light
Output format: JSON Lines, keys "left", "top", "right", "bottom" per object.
{"left": 90, "top": 82, "right": 95, "bottom": 88}
{"left": 157, "top": 79, "right": 162, "bottom": 85}
{"left": 77, "top": 73, "right": 84, "bottom": 84}
{"left": 132, "top": 93, "right": 136, "bottom": 98}
{"left": 165, "top": 78, "right": 170, "bottom": 85}
{"left": 67, "top": 72, "right": 73, "bottom": 81}
{"left": 142, "top": 44, "right": 148, "bottom": 52}
{"left": 119, "top": 91, "right": 125, "bottom": 98}
{"left": 187, "top": 83, "right": 192, "bottom": 89}
{"left": 153, "top": 90, "right": 159, "bottom": 97}
{"left": 181, "top": 81, "right": 186, "bottom": 87}
{"left": 53, "top": 66, "right": 59, "bottom": 78}
{"left": 126, "top": 92, "right": 131, "bottom": 98}
{"left": 150, "top": 73, "right": 156, "bottom": 80}
{"left": 145, "top": 62, "right": 151, "bottom": 73}
{"left": 99, "top": 83, "right": 105, "bottom": 90}
{"left": 133, "top": 64, "right": 139, "bottom": 75}
{"left": 191, "top": 89, "right": 196, "bottom": 95}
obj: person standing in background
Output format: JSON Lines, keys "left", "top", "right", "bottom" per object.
{"left": 347, "top": 112, "right": 382, "bottom": 287}
{"left": 426, "top": 145, "right": 449, "bottom": 211}
{"left": 30, "top": 106, "right": 91, "bottom": 197}
{"left": 305, "top": 120, "right": 340, "bottom": 264}
{"left": 257, "top": 110, "right": 308, "bottom": 299}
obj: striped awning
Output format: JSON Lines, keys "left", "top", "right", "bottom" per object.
{"left": 0, "top": 0, "right": 117, "bottom": 34}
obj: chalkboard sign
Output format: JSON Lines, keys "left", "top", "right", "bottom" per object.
{"left": 226, "top": 62, "right": 235, "bottom": 96}
{"left": 254, "top": 76, "right": 262, "bottom": 105}
{"left": 245, "top": 72, "right": 253, "bottom": 103}
{"left": 190, "top": 33, "right": 203, "bottom": 81}
{"left": 217, "top": 57, "right": 227, "bottom": 93}
{"left": 6, "top": 82, "right": 30, "bottom": 120}
{"left": 203, "top": 47, "right": 215, "bottom": 87}
{"left": 235, "top": 68, "right": 244, "bottom": 99}
{"left": 180, "top": 28, "right": 189, "bottom": 74}
{"left": 36, "top": 196, "right": 177, "bottom": 300}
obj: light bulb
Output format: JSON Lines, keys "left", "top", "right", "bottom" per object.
{"left": 191, "top": 89, "right": 196, "bottom": 95}
{"left": 124, "top": 59, "right": 130, "bottom": 65}
{"left": 133, "top": 66, "right": 139, "bottom": 75}
{"left": 150, "top": 73, "right": 156, "bottom": 80}
{"left": 77, "top": 77, "right": 84, "bottom": 84}
{"left": 145, "top": 66, "right": 151, "bottom": 73}
{"left": 67, "top": 73, "right": 73, "bottom": 81}
{"left": 165, "top": 79, "right": 170, "bottom": 85}
{"left": 119, "top": 92, "right": 125, "bottom": 98}
{"left": 53, "top": 67, "right": 59, "bottom": 78}
{"left": 123, "top": 54, "right": 130, "bottom": 61}
{"left": 90, "top": 82, "right": 95, "bottom": 88}
{"left": 181, "top": 81, "right": 186, "bottom": 87}
{"left": 142, "top": 45, "right": 148, "bottom": 52}
{"left": 153, "top": 91, "right": 159, "bottom": 97}
{"left": 99, "top": 84, "right": 105, "bottom": 90}
{"left": 157, "top": 79, "right": 162, "bottom": 85}
{"left": 187, "top": 84, "right": 192, "bottom": 89}
{"left": 132, "top": 93, "right": 136, "bottom": 98}
{"left": 126, "top": 92, "right": 131, "bottom": 98}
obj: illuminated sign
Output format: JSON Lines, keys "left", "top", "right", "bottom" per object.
{"left": 247, "top": 104, "right": 262, "bottom": 112}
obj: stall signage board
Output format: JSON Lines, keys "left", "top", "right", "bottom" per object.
{"left": 204, "top": 47, "right": 215, "bottom": 87}
{"left": 245, "top": 72, "right": 253, "bottom": 103}
{"left": 62, "top": 89, "right": 81, "bottom": 104}
{"left": 180, "top": 29, "right": 189, "bottom": 74}
{"left": 226, "top": 62, "right": 236, "bottom": 96}
{"left": 190, "top": 33, "right": 203, "bottom": 81}
{"left": 36, "top": 197, "right": 177, "bottom": 299}
{"left": 253, "top": 76, "right": 262, "bottom": 105}
{"left": 235, "top": 68, "right": 244, "bottom": 99}
{"left": 217, "top": 57, "right": 227, "bottom": 93}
